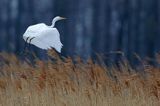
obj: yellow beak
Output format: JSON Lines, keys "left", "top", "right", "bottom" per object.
{"left": 60, "top": 17, "right": 67, "bottom": 20}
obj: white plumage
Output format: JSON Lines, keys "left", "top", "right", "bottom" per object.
{"left": 23, "top": 16, "right": 66, "bottom": 53}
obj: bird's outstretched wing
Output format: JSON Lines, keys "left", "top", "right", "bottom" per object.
{"left": 23, "top": 23, "right": 47, "bottom": 43}
{"left": 31, "top": 28, "right": 63, "bottom": 53}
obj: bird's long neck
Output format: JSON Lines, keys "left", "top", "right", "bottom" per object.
{"left": 51, "top": 18, "right": 59, "bottom": 28}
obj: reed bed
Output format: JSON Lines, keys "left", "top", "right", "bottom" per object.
{"left": 0, "top": 51, "right": 159, "bottom": 106}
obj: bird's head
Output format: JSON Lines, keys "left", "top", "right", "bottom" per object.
{"left": 51, "top": 16, "right": 66, "bottom": 27}
{"left": 55, "top": 16, "right": 66, "bottom": 20}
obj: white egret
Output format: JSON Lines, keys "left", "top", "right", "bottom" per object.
{"left": 23, "top": 16, "right": 66, "bottom": 53}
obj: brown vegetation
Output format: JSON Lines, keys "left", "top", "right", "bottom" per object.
{"left": 0, "top": 51, "right": 160, "bottom": 106}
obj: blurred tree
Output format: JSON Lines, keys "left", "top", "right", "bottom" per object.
{"left": 0, "top": 0, "right": 159, "bottom": 61}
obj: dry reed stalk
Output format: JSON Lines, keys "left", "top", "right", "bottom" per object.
{"left": 0, "top": 53, "right": 159, "bottom": 106}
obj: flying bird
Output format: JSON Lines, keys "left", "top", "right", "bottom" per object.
{"left": 23, "top": 16, "right": 66, "bottom": 53}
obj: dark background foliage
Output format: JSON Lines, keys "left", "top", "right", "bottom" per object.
{"left": 0, "top": 0, "right": 160, "bottom": 62}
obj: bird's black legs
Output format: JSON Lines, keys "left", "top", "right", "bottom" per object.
{"left": 20, "top": 37, "right": 35, "bottom": 56}
{"left": 28, "top": 37, "right": 35, "bottom": 50}
{"left": 28, "top": 37, "right": 37, "bottom": 58}
{"left": 20, "top": 37, "right": 38, "bottom": 61}
{"left": 20, "top": 37, "right": 30, "bottom": 55}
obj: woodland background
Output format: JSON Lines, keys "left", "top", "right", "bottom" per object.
{"left": 0, "top": 0, "right": 160, "bottom": 62}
